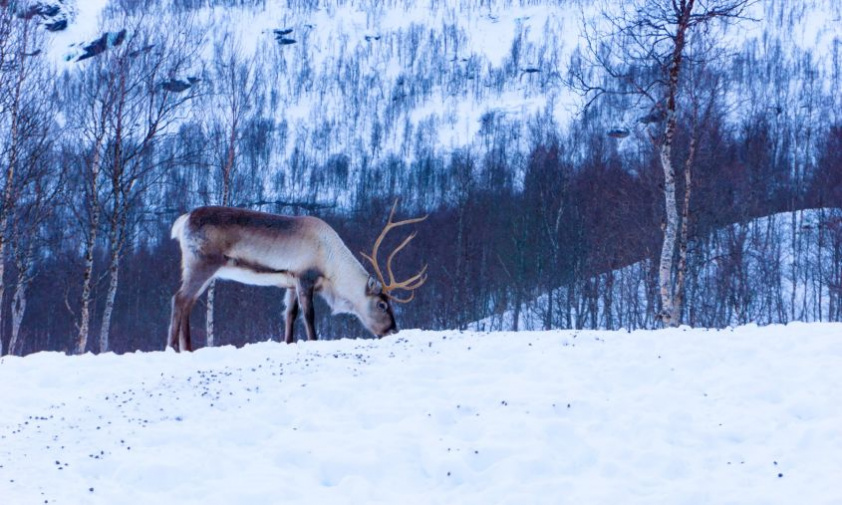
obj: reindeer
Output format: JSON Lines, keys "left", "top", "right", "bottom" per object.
{"left": 167, "top": 202, "right": 427, "bottom": 351}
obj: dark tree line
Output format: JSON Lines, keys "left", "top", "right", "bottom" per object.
{"left": 1, "top": 0, "right": 841, "bottom": 355}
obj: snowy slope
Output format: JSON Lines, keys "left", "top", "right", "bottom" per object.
{"left": 474, "top": 208, "right": 842, "bottom": 331}
{"left": 2, "top": 323, "right": 841, "bottom": 504}
{"left": 37, "top": 0, "right": 841, "bottom": 169}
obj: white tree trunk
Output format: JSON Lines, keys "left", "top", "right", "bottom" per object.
{"left": 658, "top": 141, "right": 679, "bottom": 326}
{"left": 75, "top": 146, "right": 101, "bottom": 355}
{"left": 8, "top": 237, "right": 35, "bottom": 356}
{"left": 206, "top": 139, "right": 234, "bottom": 348}
{"left": 76, "top": 224, "right": 97, "bottom": 354}
{"left": 99, "top": 228, "right": 121, "bottom": 353}
{"left": 206, "top": 281, "right": 216, "bottom": 347}
{"left": 0, "top": 227, "right": 6, "bottom": 355}
{"left": 674, "top": 133, "right": 697, "bottom": 325}
{"left": 9, "top": 274, "right": 27, "bottom": 356}
{"left": 0, "top": 245, "right": 4, "bottom": 355}
{"left": 656, "top": 2, "right": 693, "bottom": 328}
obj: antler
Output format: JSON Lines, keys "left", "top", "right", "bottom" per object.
{"left": 361, "top": 199, "right": 428, "bottom": 303}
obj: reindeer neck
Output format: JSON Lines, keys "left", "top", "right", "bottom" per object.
{"left": 318, "top": 229, "right": 370, "bottom": 314}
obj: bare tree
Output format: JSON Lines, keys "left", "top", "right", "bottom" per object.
{"left": 672, "top": 61, "right": 722, "bottom": 325}
{"left": 0, "top": 9, "right": 51, "bottom": 355}
{"left": 8, "top": 164, "right": 60, "bottom": 355}
{"left": 96, "top": 12, "right": 203, "bottom": 353}
{"left": 572, "top": 0, "right": 754, "bottom": 326}
{"left": 201, "top": 30, "right": 264, "bottom": 347}
{"left": 65, "top": 10, "right": 202, "bottom": 353}
{"left": 67, "top": 73, "right": 110, "bottom": 355}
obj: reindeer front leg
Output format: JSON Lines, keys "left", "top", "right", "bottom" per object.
{"left": 296, "top": 276, "right": 318, "bottom": 341}
{"left": 284, "top": 287, "right": 299, "bottom": 344}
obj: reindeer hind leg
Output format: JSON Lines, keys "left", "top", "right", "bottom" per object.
{"left": 170, "top": 259, "right": 221, "bottom": 352}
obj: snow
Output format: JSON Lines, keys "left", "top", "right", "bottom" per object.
{"left": 2, "top": 323, "right": 841, "bottom": 504}
{"left": 35, "top": 0, "right": 841, "bottom": 181}
{"left": 42, "top": 0, "right": 109, "bottom": 65}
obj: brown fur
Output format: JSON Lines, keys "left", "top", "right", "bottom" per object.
{"left": 167, "top": 206, "right": 397, "bottom": 351}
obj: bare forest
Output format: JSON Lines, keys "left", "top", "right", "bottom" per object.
{"left": 1, "top": 0, "right": 841, "bottom": 355}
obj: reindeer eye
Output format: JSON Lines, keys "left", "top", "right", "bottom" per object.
{"left": 377, "top": 300, "right": 388, "bottom": 312}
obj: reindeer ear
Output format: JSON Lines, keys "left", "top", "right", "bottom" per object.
{"left": 366, "top": 275, "right": 383, "bottom": 295}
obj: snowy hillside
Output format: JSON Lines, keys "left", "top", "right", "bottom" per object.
{"left": 2, "top": 323, "right": 841, "bottom": 504}
{"left": 43, "top": 0, "right": 580, "bottom": 167}
{"left": 474, "top": 208, "right": 842, "bottom": 332}
{"left": 38, "top": 0, "right": 842, "bottom": 167}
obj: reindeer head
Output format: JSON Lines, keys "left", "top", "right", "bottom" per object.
{"left": 360, "top": 200, "right": 428, "bottom": 338}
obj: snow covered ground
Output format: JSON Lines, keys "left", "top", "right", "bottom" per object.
{"left": 1, "top": 323, "right": 840, "bottom": 504}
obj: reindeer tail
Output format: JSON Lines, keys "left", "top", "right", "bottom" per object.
{"left": 171, "top": 213, "right": 190, "bottom": 241}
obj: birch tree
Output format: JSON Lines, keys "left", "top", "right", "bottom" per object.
{"left": 572, "top": 0, "right": 753, "bottom": 326}
{"left": 0, "top": 9, "right": 51, "bottom": 355}
{"left": 202, "top": 31, "right": 263, "bottom": 347}
{"left": 8, "top": 163, "right": 59, "bottom": 355}
{"left": 68, "top": 11, "right": 202, "bottom": 353}
{"left": 68, "top": 72, "right": 110, "bottom": 355}
{"left": 96, "top": 12, "right": 202, "bottom": 353}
